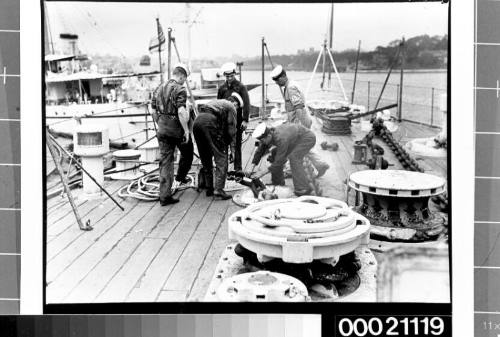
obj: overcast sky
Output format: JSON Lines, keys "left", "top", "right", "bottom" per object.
{"left": 45, "top": 2, "right": 448, "bottom": 60}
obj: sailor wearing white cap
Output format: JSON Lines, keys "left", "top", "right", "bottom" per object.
{"left": 270, "top": 65, "right": 330, "bottom": 178}
{"left": 217, "top": 61, "right": 250, "bottom": 171}
{"left": 249, "top": 123, "right": 316, "bottom": 196}
{"left": 152, "top": 62, "right": 193, "bottom": 205}
{"left": 251, "top": 122, "right": 268, "bottom": 140}
{"left": 173, "top": 62, "right": 190, "bottom": 77}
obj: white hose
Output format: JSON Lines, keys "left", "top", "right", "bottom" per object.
{"left": 239, "top": 197, "right": 355, "bottom": 234}
{"left": 118, "top": 172, "right": 197, "bottom": 201}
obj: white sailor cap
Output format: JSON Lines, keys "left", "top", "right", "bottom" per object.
{"left": 252, "top": 122, "right": 268, "bottom": 140}
{"left": 270, "top": 64, "right": 286, "bottom": 80}
{"left": 173, "top": 63, "right": 190, "bottom": 77}
{"left": 221, "top": 62, "right": 237, "bottom": 75}
{"left": 230, "top": 92, "right": 244, "bottom": 108}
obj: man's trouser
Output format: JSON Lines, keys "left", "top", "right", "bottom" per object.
{"left": 193, "top": 120, "right": 228, "bottom": 191}
{"left": 287, "top": 132, "right": 316, "bottom": 192}
{"left": 158, "top": 136, "right": 194, "bottom": 201}
{"left": 233, "top": 125, "right": 243, "bottom": 171}
{"left": 306, "top": 149, "right": 328, "bottom": 171}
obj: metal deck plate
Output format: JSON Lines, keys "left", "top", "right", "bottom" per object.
{"left": 204, "top": 243, "right": 377, "bottom": 302}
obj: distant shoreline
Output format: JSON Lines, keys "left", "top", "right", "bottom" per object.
{"left": 238, "top": 67, "right": 447, "bottom": 74}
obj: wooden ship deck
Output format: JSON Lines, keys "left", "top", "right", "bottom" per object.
{"left": 45, "top": 117, "right": 447, "bottom": 304}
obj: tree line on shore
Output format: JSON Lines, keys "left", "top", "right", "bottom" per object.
{"left": 87, "top": 34, "right": 447, "bottom": 74}
{"left": 235, "top": 34, "right": 448, "bottom": 72}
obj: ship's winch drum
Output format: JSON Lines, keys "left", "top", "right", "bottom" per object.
{"left": 348, "top": 170, "right": 447, "bottom": 241}
{"left": 228, "top": 196, "right": 371, "bottom": 264}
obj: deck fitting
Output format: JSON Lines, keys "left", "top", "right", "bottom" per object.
{"left": 348, "top": 170, "right": 447, "bottom": 242}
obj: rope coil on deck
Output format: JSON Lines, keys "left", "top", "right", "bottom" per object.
{"left": 117, "top": 171, "right": 197, "bottom": 201}
{"left": 314, "top": 110, "right": 352, "bottom": 135}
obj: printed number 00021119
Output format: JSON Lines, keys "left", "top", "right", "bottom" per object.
{"left": 337, "top": 316, "right": 446, "bottom": 336}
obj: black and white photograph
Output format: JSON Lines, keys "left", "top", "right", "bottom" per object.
{"left": 43, "top": 1, "right": 450, "bottom": 305}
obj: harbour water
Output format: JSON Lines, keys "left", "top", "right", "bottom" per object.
{"left": 239, "top": 70, "right": 447, "bottom": 126}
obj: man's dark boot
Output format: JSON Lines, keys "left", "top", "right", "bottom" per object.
{"left": 175, "top": 176, "right": 191, "bottom": 185}
{"left": 214, "top": 189, "right": 231, "bottom": 200}
{"left": 294, "top": 187, "right": 313, "bottom": 197}
{"left": 206, "top": 188, "right": 214, "bottom": 197}
{"left": 160, "top": 196, "right": 179, "bottom": 206}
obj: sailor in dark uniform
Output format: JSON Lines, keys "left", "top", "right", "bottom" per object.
{"left": 250, "top": 122, "right": 316, "bottom": 196}
{"left": 193, "top": 93, "right": 243, "bottom": 200}
{"left": 217, "top": 62, "right": 250, "bottom": 171}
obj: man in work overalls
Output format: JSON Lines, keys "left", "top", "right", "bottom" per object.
{"left": 193, "top": 93, "right": 242, "bottom": 200}
{"left": 217, "top": 62, "right": 250, "bottom": 171}
{"left": 152, "top": 63, "right": 194, "bottom": 206}
{"left": 250, "top": 123, "right": 316, "bottom": 196}
{"left": 270, "top": 65, "right": 330, "bottom": 178}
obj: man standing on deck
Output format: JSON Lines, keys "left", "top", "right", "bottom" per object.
{"left": 270, "top": 65, "right": 330, "bottom": 178}
{"left": 217, "top": 62, "right": 250, "bottom": 171}
{"left": 152, "top": 63, "right": 194, "bottom": 206}
{"left": 193, "top": 93, "right": 242, "bottom": 200}
{"left": 250, "top": 123, "right": 316, "bottom": 196}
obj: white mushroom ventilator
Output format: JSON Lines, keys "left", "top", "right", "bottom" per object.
{"left": 73, "top": 124, "right": 109, "bottom": 197}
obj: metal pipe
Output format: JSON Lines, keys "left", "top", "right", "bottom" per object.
{"left": 306, "top": 49, "right": 323, "bottom": 98}
{"left": 48, "top": 133, "right": 125, "bottom": 211}
{"left": 374, "top": 46, "right": 401, "bottom": 110}
{"left": 167, "top": 27, "right": 172, "bottom": 81}
{"left": 351, "top": 40, "right": 361, "bottom": 104}
{"left": 261, "top": 37, "right": 265, "bottom": 119}
{"left": 263, "top": 41, "right": 285, "bottom": 100}
{"left": 327, "top": 3, "right": 334, "bottom": 85}
{"left": 431, "top": 87, "right": 435, "bottom": 126}
{"left": 325, "top": 47, "right": 348, "bottom": 101}
{"left": 367, "top": 81, "right": 371, "bottom": 110}
{"left": 321, "top": 39, "right": 327, "bottom": 89}
{"left": 46, "top": 113, "right": 153, "bottom": 119}
{"left": 349, "top": 103, "right": 398, "bottom": 120}
{"left": 236, "top": 62, "right": 243, "bottom": 82}
{"left": 156, "top": 18, "right": 163, "bottom": 83}
{"left": 398, "top": 37, "right": 405, "bottom": 122}
{"left": 171, "top": 37, "right": 199, "bottom": 117}
{"left": 46, "top": 130, "right": 92, "bottom": 230}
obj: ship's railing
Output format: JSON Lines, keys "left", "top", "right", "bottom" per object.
{"left": 305, "top": 78, "right": 447, "bottom": 128}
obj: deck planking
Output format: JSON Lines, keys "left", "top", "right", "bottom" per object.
{"left": 123, "top": 190, "right": 213, "bottom": 302}
{"left": 46, "top": 118, "right": 447, "bottom": 303}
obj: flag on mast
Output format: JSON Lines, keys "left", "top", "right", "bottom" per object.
{"left": 149, "top": 20, "right": 166, "bottom": 53}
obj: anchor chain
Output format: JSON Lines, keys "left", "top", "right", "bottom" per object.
{"left": 370, "top": 118, "right": 448, "bottom": 211}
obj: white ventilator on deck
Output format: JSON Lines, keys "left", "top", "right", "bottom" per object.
{"left": 404, "top": 93, "right": 447, "bottom": 158}
{"left": 137, "top": 138, "right": 160, "bottom": 172}
{"left": 73, "top": 124, "right": 109, "bottom": 197}
{"left": 216, "top": 271, "right": 309, "bottom": 302}
{"left": 228, "top": 196, "right": 371, "bottom": 264}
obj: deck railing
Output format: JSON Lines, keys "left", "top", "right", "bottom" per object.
{"left": 306, "top": 78, "right": 446, "bottom": 128}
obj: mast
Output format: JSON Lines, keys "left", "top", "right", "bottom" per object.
{"left": 351, "top": 40, "right": 361, "bottom": 104}
{"left": 167, "top": 28, "right": 172, "bottom": 80}
{"left": 321, "top": 39, "right": 327, "bottom": 89}
{"left": 156, "top": 17, "right": 163, "bottom": 83}
{"left": 398, "top": 37, "right": 405, "bottom": 122}
{"left": 186, "top": 4, "right": 192, "bottom": 71}
{"left": 261, "top": 37, "right": 265, "bottom": 120}
{"left": 44, "top": 2, "right": 55, "bottom": 55}
{"left": 327, "top": 3, "right": 334, "bottom": 85}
